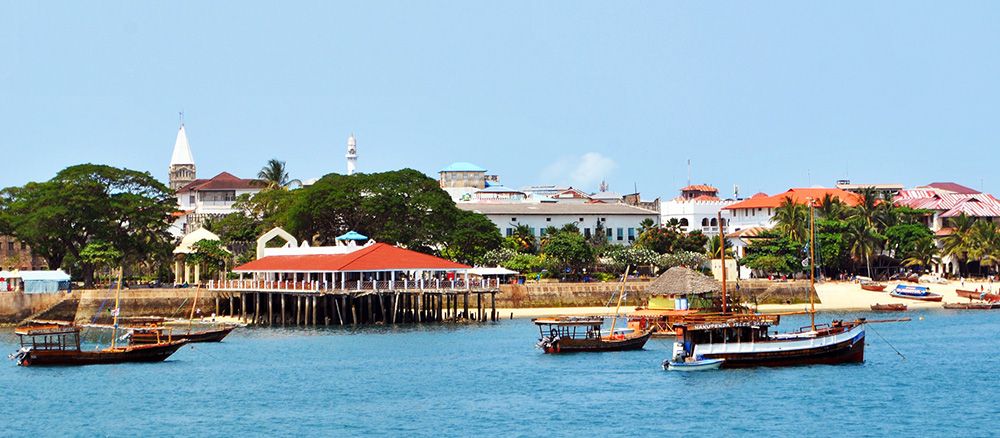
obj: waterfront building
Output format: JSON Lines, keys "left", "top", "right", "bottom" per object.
{"left": 660, "top": 185, "right": 735, "bottom": 236}
{"left": 894, "top": 182, "right": 1000, "bottom": 275}
{"left": 724, "top": 187, "right": 862, "bottom": 231}
{"left": 457, "top": 202, "right": 659, "bottom": 245}
{"left": 0, "top": 236, "right": 48, "bottom": 271}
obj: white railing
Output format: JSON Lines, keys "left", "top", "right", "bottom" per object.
{"left": 207, "top": 277, "right": 502, "bottom": 292}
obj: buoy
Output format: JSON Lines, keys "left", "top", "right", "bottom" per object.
{"left": 919, "top": 316, "right": 924, "bottom": 320}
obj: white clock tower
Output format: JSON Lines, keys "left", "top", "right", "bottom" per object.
{"left": 346, "top": 133, "right": 357, "bottom": 176}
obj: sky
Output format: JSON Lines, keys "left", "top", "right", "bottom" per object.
{"left": 3, "top": 1, "right": 1000, "bottom": 200}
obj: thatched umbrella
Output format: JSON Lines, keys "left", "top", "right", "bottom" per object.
{"left": 646, "top": 266, "right": 720, "bottom": 296}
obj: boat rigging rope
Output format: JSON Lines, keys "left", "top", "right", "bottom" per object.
{"left": 867, "top": 323, "right": 906, "bottom": 360}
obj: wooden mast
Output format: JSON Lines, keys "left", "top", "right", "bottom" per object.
{"left": 809, "top": 200, "right": 816, "bottom": 331}
{"left": 110, "top": 267, "right": 124, "bottom": 350}
{"left": 607, "top": 265, "right": 631, "bottom": 338}
{"left": 718, "top": 211, "right": 727, "bottom": 314}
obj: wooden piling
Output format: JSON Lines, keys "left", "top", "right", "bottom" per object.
{"left": 240, "top": 293, "right": 247, "bottom": 323}
{"left": 254, "top": 292, "right": 261, "bottom": 325}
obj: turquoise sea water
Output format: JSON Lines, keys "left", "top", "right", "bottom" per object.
{"left": 1, "top": 310, "right": 996, "bottom": 437}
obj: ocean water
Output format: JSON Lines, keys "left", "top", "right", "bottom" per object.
{"left": 1, "top": 310, "right": 996, "bottom": 437}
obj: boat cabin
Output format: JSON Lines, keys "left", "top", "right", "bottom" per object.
{"left": 533, "top": 317, "right": 606, "bottom": 340}
{"left": 14, "top": 325, "right": 82, "bottom": 352}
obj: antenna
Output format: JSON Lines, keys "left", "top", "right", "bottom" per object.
{"left": 687, "top": 159, "right": 691, "bottom": 186}
{"left": 179, "top": 111, "right": 184, "bottom": 126}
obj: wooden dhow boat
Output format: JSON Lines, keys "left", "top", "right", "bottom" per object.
{"left": 129, "top": 324, "right": 236, "bottom": 345}
{"left": 534, "top": 266, "right": 651, "bottom": 353}
{"left": 889, "top": 285, "right": 942, "bottom": 302}
{"left": 943, "top": 302, "right": 1000, "bottom": 310}
{"left": 9, "top": 268, "right": 187, "bottom": 367}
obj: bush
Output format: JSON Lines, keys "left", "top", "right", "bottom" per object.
{"left": 657, "top": 251, "right": 707, "bottom": 270}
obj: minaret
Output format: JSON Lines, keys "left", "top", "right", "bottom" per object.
{"left": 169, "top": 116, "right": 196, "bottom": 191}
{"left": 346, "top": 133, "right": 357, "bottom": 176}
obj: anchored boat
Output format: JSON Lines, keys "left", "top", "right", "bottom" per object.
{"left": 955, "top": 289, "right": 999, "bottom": 303}
{"left": 534, "top": 316, "right": 652, "bottom": 353}
{"left": 871, "top": 303, "right": 907, "bottom": 312}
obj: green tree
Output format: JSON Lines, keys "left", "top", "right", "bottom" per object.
{"left": 511, "top": 224, "right": 537, "bottom": 253}
{"left": 187, "top": 239, "right": 231, "bottom": 281}
{"left": 206, "top": 212, "right": 262, "bottom": 244}
{"left": 0, "top": 164, "right": 174, "bottom": 286}
{"left": 541, "top": 231, "right": 594, "bottom": 275}
{"left": 501, "top": 253, "right": 545, "bottom": 273}
{"left": 441, "top": 210, "right": 502, "bottom": 265}
{"left": 940, "top": 213, "right": 975, "bottom": 276}
{"left": 902, "top": 238, "right": 940, "bottom": 271}
{"left": 79, "top": 241, "right": 123, "bottom": 281}
{"left": 638, "top": 218, "right": 656, "bottom": 235}
{"left": 744, "top": 254, "right": 792, "bottom": 275}
{"left": 706, "top": 234, "right": 733, "bottom": 259}
{"left": 846, "top": 219, "right": 878, "bottom": 278}
{"left": 257, "top": 159, "right": 301, "bottom": 190}
{"left": 772, "top": 197, "right": 809, "bottom": 243}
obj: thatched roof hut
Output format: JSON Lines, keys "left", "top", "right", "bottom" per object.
{"left": 646, "top": 266, "right": 720, "bottom": 296}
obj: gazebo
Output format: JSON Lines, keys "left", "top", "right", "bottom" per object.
{"left": 173, "top": 227, "right": 228, "bottom": 285}
{"left": 644, "top": 266, "right": 721, "bottom": 310}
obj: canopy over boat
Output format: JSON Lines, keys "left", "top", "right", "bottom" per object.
{"left": 533, "top": 316, "right": 604, "bottom": 326}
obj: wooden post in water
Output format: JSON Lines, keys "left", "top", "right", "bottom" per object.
{"left": 215, "top": 297, "right": 220, "bottom": 317}
{"left": 254, "top": 292, "right": 261, "bottom": 326}
{"left": 463, "top": 292, "right": 470, "bottom": 319}
{"left": 280, "top": 294, "right": 286, "bottom": 326}
{"left": 229, "top": 295, "right": 234, "bottom": 317}
{"left": 312, "top": 296, "right": 318, "bottom": 327}
{"left": 241, "top": 293, "right": 247, "bottom": 323}
{"left": 268, "top": 293, "right": 273, "bottom": 326}
{"left": 491, "top": 292, "right": 496, "bottom": 322}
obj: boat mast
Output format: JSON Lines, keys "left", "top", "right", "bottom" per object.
{"left": 608, "top": 265, "right": 631, "bottom": 336}
{"left": 809, "top": 200, "right": 816, "bottom": 331}
{"left": 110, "top": 267, "right": 124, "bottom": 349}
{"left": 718, "top": 211, "right": 727, "bottom": 314}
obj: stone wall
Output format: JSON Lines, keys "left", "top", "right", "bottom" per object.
{"left": 0, "top": 292, "right": 70, "bottom": 324}
{"left": 725, "top": 279, "right": 816, "bottom": 305}
{"left": 73, "top": 288, "right": 232, "bottom": 324}
{"left": 498, "top": 281, "right": 650, "bottom": 308}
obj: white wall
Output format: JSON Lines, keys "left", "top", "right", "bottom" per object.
{"left": 726, "top": 207, "right": 776, "bottom": 231}
{"left": 661, "top": 199, "right": 735, "bottom": 235}
{"left": 483, "top": 213, "right": 659, "bottom": 245}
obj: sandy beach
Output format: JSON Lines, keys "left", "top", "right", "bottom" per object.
{"left": 498, "top": 280, "right": 994, "bottom": 318}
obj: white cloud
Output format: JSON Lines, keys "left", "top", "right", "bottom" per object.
{"left": 541, "top": 152, "right": 617, "bottom": 190}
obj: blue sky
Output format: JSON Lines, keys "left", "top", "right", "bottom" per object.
{"left": 3, "top": 1, "right": 999, "bottom": 200}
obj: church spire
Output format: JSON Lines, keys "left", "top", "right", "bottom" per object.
{"left": 170, "top": 119, "right": 195, "bottom": 166}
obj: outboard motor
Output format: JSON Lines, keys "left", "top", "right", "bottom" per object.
{"left": 671, "top": 341, "right": 686, "bottom": 362}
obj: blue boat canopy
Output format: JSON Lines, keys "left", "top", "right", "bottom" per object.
{"left": 336, "top": 231, "right": 369, "bottom": 241}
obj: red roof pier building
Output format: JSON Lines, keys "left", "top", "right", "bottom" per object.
{"left": 208, "top": 228, "right": 501, "bottom": 325}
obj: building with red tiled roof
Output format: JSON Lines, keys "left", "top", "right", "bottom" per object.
{"left": 723, "top": 188, "right": 862, "bottom": 231}
{"left": 173, "top": 171, "right": 264, "bottom": 235}
{"left": 661, "top": 184, "right": 735, "bottom": 236}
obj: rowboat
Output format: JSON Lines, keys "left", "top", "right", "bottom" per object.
{"left": 663, "top": 357, "right": 725, "bottom": 371}
{"left": 889, "top": 285, "right": 942, "bottom": 302}
{"left": 860, "top": 281, "right": 886, "bottom": 292}
{"left": 871, "top": 303, "right": 907, "bottom": 312}
{"left": 534, "top": 316, "right": 652, "bottom": 353}
{"left": 943, "top": 302, "right": 1000, "bottom": 310}
{"left": 955, "top": 289, "right": 1000, "bottom": 302}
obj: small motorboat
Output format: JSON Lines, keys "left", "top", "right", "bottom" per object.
{"left": 871, "top": 303, "right": 907, "bottom": 312}
{"left": 889, "top": 285, "right": 942, "bottom": 302}
{"left": 663, "top": 357, "right": 725, "bottom": 371}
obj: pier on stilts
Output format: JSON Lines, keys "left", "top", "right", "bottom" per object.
{"left": 209, "top": 230, "right": 501, "bottom": 327}
{"left": 209, "top": 279, "right": 501, "bottom": 326}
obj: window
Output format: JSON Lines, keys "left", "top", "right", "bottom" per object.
{"left": 601, "top": 217, "right": 606, "bottom": 222}
{"left": 628, "top": 228, "right": 635, "bottom": 241}
{"left": 539, "top": 228, "right": 546, "bottom": 237}
{"left": 506, "top": 228, "right": 513, "bottom": 237}
{"left": 579, "top": 217, "right": 584, "bottom": 222}
{"left": 20, "top": 242, "right": 27, "bottom": 250}
{"left": 679, "top": 218, "right": 689, "bottom": 227}
{"left": 584, "top": 228, "right": 592, "bottom": 238}
{"left": 710, "top": 218, "right": 717, "bottom": 226}
{"left": 606, "top": 228, "right": 612, "bottom": 237}
{"left": 189, "top": 195, "right": 195, "bottom": 204}
{"left": 701, "top": 218, "right": 709, "bottom": 226}
{"left": 511, "top": 217, "right": 517, "bottom": 222}
{"left": 546, "top": 217, "right": 551, "bottom": 222}
{"left": 617, "top": 228, "right": 624, "bottom": 241}
{"left": 530, "top": 228, "right": 536, "bottom": 236}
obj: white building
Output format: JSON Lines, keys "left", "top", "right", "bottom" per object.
{"left": 457, "top": 203, "right": 659, "bottom": 245}
{"left": 723, "top": 187, "right": 862, "bottom": 231}
{"left": 660, "top": 185, "right": 735, "bottom": 236}
{"left": 167, "top": 121, "right": 262, "bottom": 236}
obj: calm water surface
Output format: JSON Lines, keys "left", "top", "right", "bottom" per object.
{"left": 1, "top": 310, "right": 996, "bottom": 437}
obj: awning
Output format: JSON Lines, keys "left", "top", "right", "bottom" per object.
{"left": 467, "top": 267, "right": 519, "bottom": 276}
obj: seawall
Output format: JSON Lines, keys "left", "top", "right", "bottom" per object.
{"left": 0, "top": 292, "right": 72, "bottom": 324}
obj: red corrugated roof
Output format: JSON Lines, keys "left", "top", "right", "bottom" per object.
{"left": 723, "top": 188, "right": 862, "bottom": 210}
{"left": 922, "top": 182, "right": 980, "bottom": 195}
{"left": 233, "top": 243, "right": 470, "bottom": 272}
{"left": 894, "top": 190, "right": 1000, "bottom": 218}
{"left": 177, "top": 172, "right": 262, "bottom": 193}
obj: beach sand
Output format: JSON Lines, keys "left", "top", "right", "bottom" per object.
{"left": 498, "top": 280, "right": 992, "bottom": 318}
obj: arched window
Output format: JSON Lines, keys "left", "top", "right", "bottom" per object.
{"left": 710, "top": 218, "right": 718, "bottom": 226}
{"left": 701, "top": 218, "right": 709, "bottom": 226}
{"left": 679, "top": 218, "right": 689, "bottom": 227}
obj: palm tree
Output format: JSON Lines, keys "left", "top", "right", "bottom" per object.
{"left": 941, "top": 214, "right": 975, "bottom": 276}
{"left": 257, "top": 159, "right": 301, "bottom": 190}
{"left": 772, "top": 197, "right": 808, "bottom": 243}
{"left": 847, "top": 219, "right": 877, "bottom": 278}
{"left": 969, "top": 220, "right": 1000, "bottom": 276}
{"left": 816, "top": 193, "right": 846, "bottom": 220}
{"left": 707, "top": 234, "right": 732, "bottom": 259}
{"left": 638, "top": 218, "right": 656, "bottom": 236}
{"left": 902, "top": 238, "right": 940, "bottom": 271}
{"left": 512, "top": 224, "right": 537, "bottom": 253}
{"left": 539, "top": 226, "right": 560, "bottom": 248}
